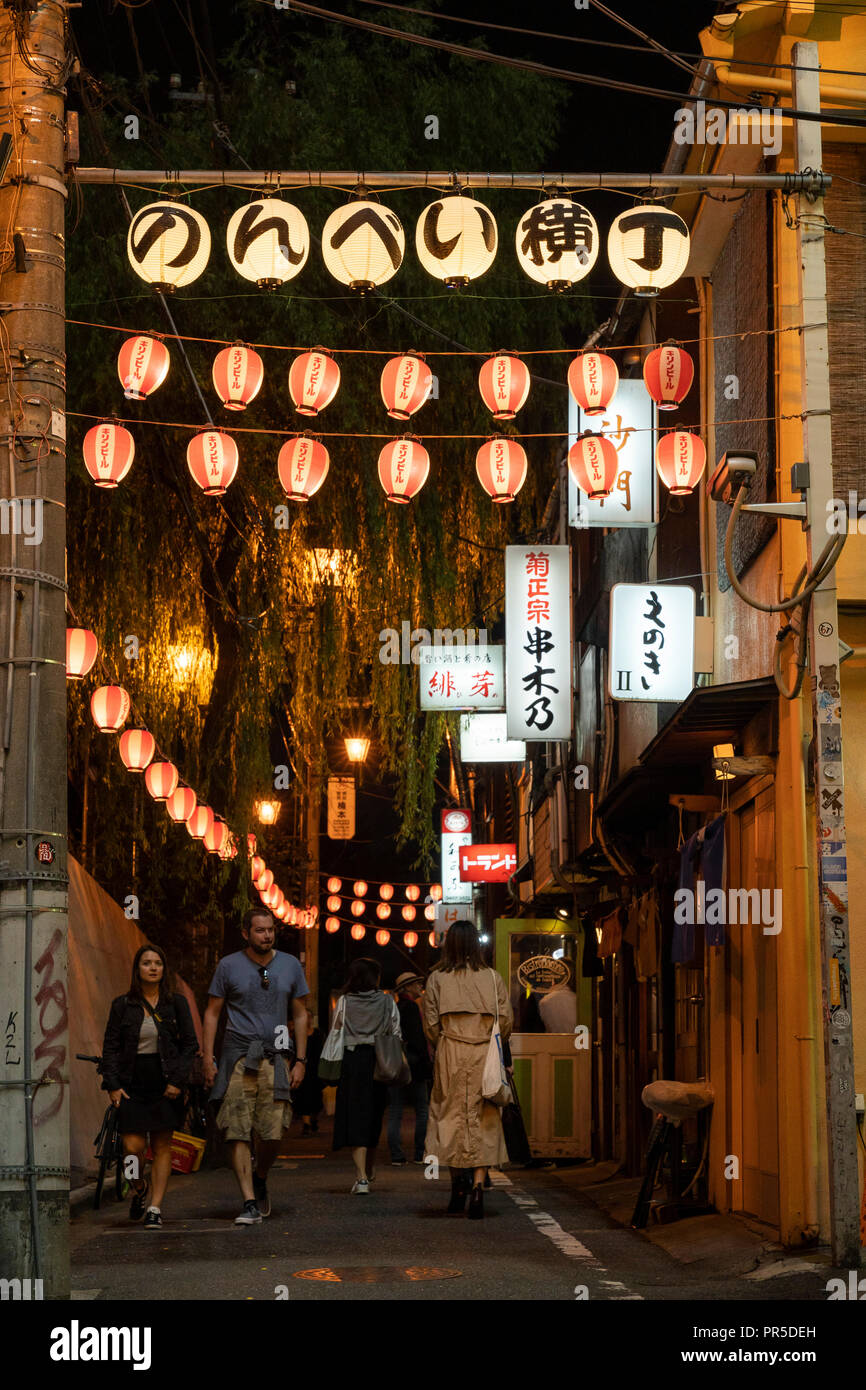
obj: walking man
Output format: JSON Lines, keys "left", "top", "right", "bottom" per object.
{"left": 387, "top": 971, "right": 432, "bottom": 1165}
{"left": 203, "top": 908, "right": 309, "bottom": 1224}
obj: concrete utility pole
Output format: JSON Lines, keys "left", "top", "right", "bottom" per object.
{"left": 793, "top": 42, "right": 861, "bottom": 1268}
{"left": 0, "top": 0, "right": 69, "bottom": 1296}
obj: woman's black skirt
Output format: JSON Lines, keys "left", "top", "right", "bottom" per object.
{"left": 116, "top": 1054, "right": 184, "bottom": 1135}
{"left": 332, "top": 1044, "right": 389, "bottom": 1150}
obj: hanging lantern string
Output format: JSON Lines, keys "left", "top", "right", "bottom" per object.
{"left": 320, "top": 872, "right": 438, "bottom": 888}
{"left": 65, "top": 315, "right": 820, "bottom": 357}
{"left": 66, "top": 408, "right": 810, "bottom": 441}
{"left": 66, "top": 599, "right": 305, "bottom": 912}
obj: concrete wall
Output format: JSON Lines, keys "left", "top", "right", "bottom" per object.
{"left": 68, "top": 857, "right": 202, "bottom": 1178}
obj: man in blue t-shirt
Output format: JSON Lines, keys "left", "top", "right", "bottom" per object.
{"left": 203, "top": 908, "right": 309, "bottom": 1225}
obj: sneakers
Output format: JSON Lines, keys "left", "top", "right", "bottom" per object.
{"left": 234, "top": 1199, "right": 263, "bottom": 1225}
{"left": 252, "top": 1173, "right": 271, "bottom": 1217}
{"left": 128, "top": 1177, "right": 150, "bottom": 1222}
{"left": 143, "top": 1208, "right": 162, "bottom": 1231}
{"left": 351, "top": 1178, "right": 370, "bottom": 1195}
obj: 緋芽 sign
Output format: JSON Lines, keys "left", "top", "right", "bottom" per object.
{"left": 505, "top": 546, "right": 573, "bottom": 740}
{"left": 609, "top": 583, "right": 696, "bottom": 702}
{"left": 418, "top": 645, "right": 504, "bottom": 711}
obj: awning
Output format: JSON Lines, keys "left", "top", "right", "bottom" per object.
{"left": 595, "top": 676, "right": 777, "bottom": 834}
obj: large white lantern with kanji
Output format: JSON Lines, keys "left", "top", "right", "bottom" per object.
{"left": 322, "top": 200, "right": 405, "bottom": 290}
{"left": 226, "top": 198, "right": 309, "bottom": 288}
{"left": 608, "top": 205, "right": 691, "bottom": 296}
{"left": 515, "top": 197, "right": 599, "bottom": 290}
{"left": 415, "top": 195, "right": 497, "bottom": 287}
{"left": 127, "top": 200, "right": 211, "bottom": 292}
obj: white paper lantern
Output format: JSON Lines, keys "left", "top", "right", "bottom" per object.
{"left": 515, "top": 198, "right": 598, "bottom": 290}
{"left": 607, "top": 205, "right": 691, "bottom": 296}
{"left": 322, "top": 200, "right": 405, "bottom": 290}
{"left": 226, "top": 198, "right": 309, "bottom": 288}
{"left": 127, "top": 200, "right": 211, "bottom": 292}
{"left": 415, "top": 195, "right": 497, "bottom": 287}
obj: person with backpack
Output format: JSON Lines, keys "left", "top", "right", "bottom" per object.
{"left": 101, "top": 942, "right": 199, "bottom": 1230}
{"left": 423, "top": 920, "right": 512, "bottom": 1220}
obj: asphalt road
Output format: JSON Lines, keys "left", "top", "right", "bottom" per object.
{"left": 69, "top": 1114, "right": 836, "bottom": 1305}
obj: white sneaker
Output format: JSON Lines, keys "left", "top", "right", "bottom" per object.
{"left": 351, "top": 1178, "right": 370, "bottom": 1195}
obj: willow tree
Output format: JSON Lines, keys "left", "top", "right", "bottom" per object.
{"left": 66, "top": 4, "right": 588, "bottom": 931}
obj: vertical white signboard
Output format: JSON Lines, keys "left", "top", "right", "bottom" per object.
{"left": 568, "top": 377, "right": 657, "bottom": 528}
{"left": 609, "top": 583, "right": 696, "bottom": 702}
{"left": 505, "top": 545, "right": 573, "bottom": 741}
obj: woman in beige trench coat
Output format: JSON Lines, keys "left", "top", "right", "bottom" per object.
{"left": 423, "top": 919, "right": 513, "bottom": 1220}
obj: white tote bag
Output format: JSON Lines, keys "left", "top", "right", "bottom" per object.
{"left": 481, "top": 969, "right": 512, "bottom": 1107}
{"left": 318, "top": 995, "right": 348, "bottom": 1082}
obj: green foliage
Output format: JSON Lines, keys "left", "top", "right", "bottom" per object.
{"left": 67, "top": 3, "right": 590, "bottom": 919}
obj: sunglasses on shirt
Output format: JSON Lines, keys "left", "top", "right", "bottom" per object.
{"left": 258, "top": 966, "right": 270, "bottom": 991}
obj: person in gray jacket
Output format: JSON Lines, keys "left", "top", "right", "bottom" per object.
{"left": 330, "top": 957, "right": 401, "bottom": 1194}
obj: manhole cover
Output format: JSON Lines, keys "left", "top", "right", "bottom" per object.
{"left": 293, "top": 1266, "right": 461, "bottom": 1283}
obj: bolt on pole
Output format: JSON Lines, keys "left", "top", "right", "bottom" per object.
{"left": 793, "top": 41, "right": 861, "bottom": 1269}
{"left": 0, "top": 0, "right": 69, "bottom": 1297}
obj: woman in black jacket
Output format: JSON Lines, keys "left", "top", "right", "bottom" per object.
{"left": 101, "top": 943, "right": 198, "bottom": 1229}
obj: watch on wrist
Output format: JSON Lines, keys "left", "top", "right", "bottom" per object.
{"left": 296, "top": 1057, "right": 306, "bottom": 1064}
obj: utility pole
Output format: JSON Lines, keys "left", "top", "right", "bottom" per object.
{"left": 793, "top": 42, "right": 861, "bottom": 1268}
{"left": 0, "top": 0, "right": 69, "bottom": 1297}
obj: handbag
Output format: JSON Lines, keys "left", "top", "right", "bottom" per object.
{"left": 501, "top": 1071, "right": 532, "bottom": 1164}
{"left": 373, "top": 999, "right": 411, "bottom": 1085}
{"left": 318, "top": 996, "right": 347, "bottom": 1082}
{"left": 481, "top": 969, "right": 512, "bottom": 1107}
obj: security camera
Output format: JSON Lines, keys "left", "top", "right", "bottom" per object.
{"left": 708, "top": 450, "right": 759, "bottom": 505}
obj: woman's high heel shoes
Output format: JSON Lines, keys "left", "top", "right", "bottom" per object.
{"left": 446, "top": 1172, "right": 471, "bottom": 1215}
{"left": 467, "top": 1183, "right": 485, "bottom": 1220}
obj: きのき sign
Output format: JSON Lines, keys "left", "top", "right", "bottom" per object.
{"left": 459, "top": 844, "right": 517, "bottom": 882}
{"left": 327, "top": 776, "right": 355, "bottom": 839}
{"left": 567, "top": 378, "right": 657, "bottom": 528}
{"left": 505, "top": 546, "right": 573, "bottom": 741}
{"left": 609, "top": 583, "right": 696, "bottom": 702}
{"left": 418, "top": 645, "right": 504, "bottom": 711}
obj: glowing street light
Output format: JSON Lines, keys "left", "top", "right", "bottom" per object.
{"left": 255, "top": 798, "right": 282, "bottom": 825}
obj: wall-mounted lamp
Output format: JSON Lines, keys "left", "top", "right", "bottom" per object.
{"left": 713, "top": 743, "right": 735, "bottom": 781}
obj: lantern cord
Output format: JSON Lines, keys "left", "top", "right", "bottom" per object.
{"left": 64, "top": 315, "right": 821, "bottom": 357}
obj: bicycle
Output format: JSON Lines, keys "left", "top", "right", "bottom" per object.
{"left": 76, "top": 1053, "right": 131, "bottom": 1211}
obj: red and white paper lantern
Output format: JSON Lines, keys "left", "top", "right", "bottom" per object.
{"left": 379, "top": 883, "right": 394, "bottom": 901}
{"left": 186, "top": 804, "right": 214, "bottom": 840}
{"left": 404, "top": 930, "right": 418, "bottom": 948}
{"left": 66, "top": 628, "right": 98, "bottom": 681}
{"left": 567, "top": 432, "right": 619, "bottom": 499}
{"left": 277, "top": 436, "right": 329, "bottom": 501}
{"left": 380, "top": 353, "right": 433, "bottom": 421}
{"left": 351, "top": 923, "right": 366, "bottom": 941}
{"left": 119, "top": 729, "right": 155, "bottom": 772}
{"left": 475, "top": 438, "right": 527, "bottom": 503}
{"left": 166, "top": 786, "right": 196, "bottom": 823}
{"left": 325, "top": 917, "right": 340, "bottom": 933}
{"left": 402, "top": 905, "right": 416, "bottom": 922}
{"left": 90, "top": 684, "right": 130, "bottom": 732}
{"left": 655, "top": 431, "right": 707, "bottom": 495}
{"left": 567, "top": 351, "right": 619, "bottom": 416}
{"left": 288, "top": 349, "right": 340, "bottom": 417}
{"left": 375, "top": 929, "right": 391, "bottom": 946}
{"left": 117, "top": 335, "right": 170, "bottom": 401}
{"left": 145, "top": 760, "right": 179, "bottom": 802}
{"left": 376, "top": 904, "right": 391, "bottom": 921}
{"left": 186, "top": 431, "right": 239, "bottom": 496}
{"left": 405, "top": 884, "right": 421, "bottom": 901}
{"left": 326, "top": 876, "right": 341, "bottom": 893}
{"left": 478, "top": 354, "right": 530, "bottom": 421}
{"left": 212, "top": 344, "right": 264, "bottom": 411}
{"left": 326, "top": 894, "right": 341, "bottom": 913}
{"left": 350, "top": 900, "right": 366, "bottom": 918}
{"left": 251, "top": 855, "right": 266, "bottom": 882}
{"left": 643, "top": 344, "right": 694, "bottom": 411}
{"left": 377, "top": 438, "right": 429, "bottom": 504}
{"left": 83, "top": 423, "right": 135, "bottom": 489}
{"left": 204, "top": 816, "right": 229, "bottom": 854}
{"left": 257, "top": 867, "right": 275, "bottom": 894}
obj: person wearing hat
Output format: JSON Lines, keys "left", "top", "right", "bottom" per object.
{"left": 387, "top": 971, "right": 433, "bottom": 1165}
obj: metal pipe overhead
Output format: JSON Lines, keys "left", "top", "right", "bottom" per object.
{"left": 74, "top": 168, "right": 830, "bottom": 192}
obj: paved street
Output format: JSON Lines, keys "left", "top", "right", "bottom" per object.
{"left": 70, "top": 1116, "right": 836, "bottom": 1303}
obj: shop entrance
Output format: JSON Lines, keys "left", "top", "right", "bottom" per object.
{"left": 494, "top": 918, "right": 592, "bottom": 1157}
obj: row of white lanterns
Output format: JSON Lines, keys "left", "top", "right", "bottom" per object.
{"left": 127, "top": 195, "right": 690, "bottom": 295}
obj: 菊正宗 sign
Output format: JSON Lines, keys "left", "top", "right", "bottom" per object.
{"left": 567, "top": 377, "right": 657, "bottom": 529}
{"left": 609, "top": 583, "right": 696, "bottom": 702}
{"left": 505, "top": 546, "right": 573, "bottom": 740}
{"left": 418, "top": 644, "right": 504, "bottom": 711}
{"left": 327, "top": 776, "right": 355, "bottom": 839}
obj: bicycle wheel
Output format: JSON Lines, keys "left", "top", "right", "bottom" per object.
{"left": 94, "top": 1151, "right": 109, "bottom": 1210}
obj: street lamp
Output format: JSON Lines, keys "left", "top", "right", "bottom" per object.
{"left": 344, "top": 736, "right": 370, "bottom": 764}
{"left": 255, "top": 798, "right": 281, "bottom": 825}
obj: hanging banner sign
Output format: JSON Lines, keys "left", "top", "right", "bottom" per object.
{"left": 609, "top": 583, "right": 696, "bottom": 702}
{"left": 459, "top": 844, "right": 517, "bottom": 882}
{"left": 441, "top": 807, "right": 473, "bottom": 902}
{"left": 419, "top": 644, "right": 504, "bottom": 711}
{"left": 433, "top": 901, "right": 464, "bottom": 944}
{"left": 327, "top": 776, "right": 355, "bottom": 839}
{"left": 459, "top": 713, "right": 526, "bottom": 764}
{"left": 505, "top": 545, "right": 573, "bottom": 741}
{"left": 568, "top": 378, "right": 657, "bottom": 529}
